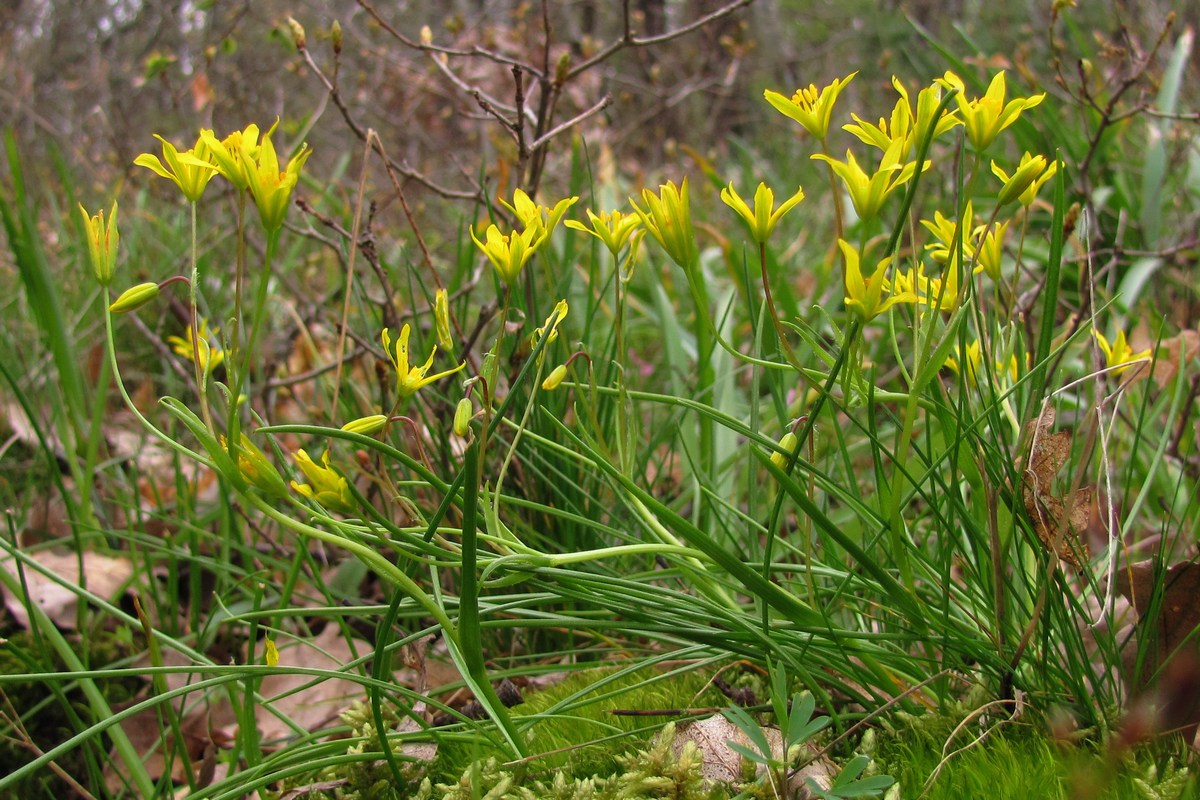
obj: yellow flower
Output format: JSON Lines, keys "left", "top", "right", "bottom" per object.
{"left": 1093, "top": 329, "right": 1150, "bottom": 376}
{"left": 843, "top": 76, "right": 958, "bottom": 158}
{"left": 382, "top": 323, "right": 465, "bottom": 400}
{"left": 719, "top": 181, "right": 805, "bottom": 244}
{"left": 769, "top": 431, "right": 799, "bottom": 470}
{"left": 764, "top": 72, "right": 857, "bottom": 141}
{"left": 134, "top": 134, "right": 218, "bottom": 202}
{"left": 630, "top": 179, "right": 697, "bottom": 269}
{"left": 565, "top": 208, "right": 642, "bottom": 256}
{"left": 975, "top": 220, "right": 1009, "bottom": 282}
{"left": 944, "top": 340, "right": 983, "bottom": 385}
{"left": 940, "top": 71, "right": 1044, "bottom": 152}
{"left": 471, "top": 223, "right": 541, "bottom": 286}
{"left": 290, "top": 448, "right": 355, "bottom": 514}
{"left": 200, "top": 123, "right": 266, "bottom": 191}
{"left": 837, "top": 240, "right": 917, "bottom": 323}
{"left": 79, "top": 200, "right": 119, "bottom": 286}
{"left": 892, "top": 262, "right": 964, "bottom": 313}
{"left": 541, "top": 364, "right": 568, "bottom": 391}
{"left": 921, "top": 203, "right": 976, "bottom": 266}
{"left": 991, "top": 153, "right": 1057, "bottom": 207}
{"left": 498, "top": 188, "right": 578, "bottom": 240}
{"left": 167, "top": 319, "right": 225, "bottom": 374}
{"left": 240, "top": 125, "right": 311, "bottom": 232}
{"left": 812, "top": 139, "right": 929, "bottom": 223}
{"left": 533, "top": 300, "right": 569, "bottom": 347}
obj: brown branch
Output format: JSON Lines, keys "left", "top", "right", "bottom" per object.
{"left": 566, "top": 0, "right": 755, "bottom": 80}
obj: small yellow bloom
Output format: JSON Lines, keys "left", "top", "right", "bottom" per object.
{"left": 921, "top": 203, "right": 976, "bottom": 266}
{"left": 382, "top": 323, "right": 465, "bottom": 399}
{"left": 812, "top": 139, "right": 929, "bottom": 223}
{"left": 109, "top": 282, "right": 160, "bottom": 314}
{"left": 290, "top": 448, "right": 355, "bottom": 514}
{"left": 991, "top": 152, "right": 1057, "bottom": 207}
{"left": 471, "top": 223, "right": 541, "bottom": 286}
{"left": 940, "top": 71, "right": 1044, "bottom": 152}
{"left": 944, "top": 340, "right": 983, "bottom": 386}
{"left": 79, "top": 200, "right": 119, "bottom": 286}
{"left": 719, "top": 181, "right": 805, "bottom": 244}
{"left": 630, "top": 179, "right": 697, "bottom": 269}
{"left": 240, "top": 125, "right": 311, "bottom": 232}
{"left": 341, "top": 414, "right": 388, "bottom": 436}
{"left": 534, "top": 300, "right": 569, "bottom": 347}
{"left": 200, "top": 123, "right": 266, "bottom": 191}
{"left": 1093, "top": 329, "right": 1150, "bottom": 376}
{"left": 892, "top": 262, "right": 963, "bottom": 313}
{"left": 837, "top": 240, "right": 917, "bottom": 324}
{"left": 498, "top": 188, "right": 578, "bottom": 241}
{"left": 844, "top": 76, "right": 958, "bottom": 158}
{"left": 167, "top": 319, "right": 224, "bottom": 374}
{"left": 134, "top": 133, "right": 218, "bottom": 202}
{"left": 565, "top": 208, "right": 642, "bottom": 256}
{"left": 764, "top": 72, "right": 857, "bottom": 141}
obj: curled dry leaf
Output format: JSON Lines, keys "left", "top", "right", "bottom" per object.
{"left": 0, "top": 549, "right": 134, "bottom": 629}
{"left": 1152, "top": 329, "right": 1200, "bottom": 389}
{"left": 1019, "top": 407, "right": 1091, "bottom": 567}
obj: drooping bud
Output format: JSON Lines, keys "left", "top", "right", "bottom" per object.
{"left": 542, "top": 364, "right": 568, "bottom": 391}
{"left": 341, "top": 414, "right": 388, "bottom": 436}
{"left": 453, "top": 398, "right": 473, "bottom": 438}
{"left": 109, "top": 282, "right": 160, "bottom": 314}
{"left": 769, "top": 431, "right": 799, "bottom": 470}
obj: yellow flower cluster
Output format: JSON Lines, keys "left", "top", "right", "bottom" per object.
{"left": 135, "top": 120, "right": 311, "bottom": 233}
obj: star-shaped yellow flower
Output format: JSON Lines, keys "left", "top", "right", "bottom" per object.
{"left": 382, "top": 324, "right": 465, "bottom": 399}
{"left": 764, "top": 72, "right": 857, "bottom": 141}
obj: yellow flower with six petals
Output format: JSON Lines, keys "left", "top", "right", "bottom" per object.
{"left": 382, "top": 323, "right": 465, "bottom": 400}
{"left": 764, "top": 72, "right": 857, "bottom": 141}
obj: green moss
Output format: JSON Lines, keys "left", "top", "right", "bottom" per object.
{"left": 874, "top": 708, "right": 1198, "bottom": 800}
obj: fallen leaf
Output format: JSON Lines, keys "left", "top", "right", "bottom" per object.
{"left": 0, "top": 549, "right": 134, "bottom": 629}
{"left": 673, "top": 715, "right": 835, "bottom": 795}
{"left": 1112, "top": 559, "right": 1200, "bottom": 742}
{"left": 1019, "top": 407, "right": 1091, "bottom": 567}
{"left": 1152, "top": 329, "right": 1200, "bottom": 388}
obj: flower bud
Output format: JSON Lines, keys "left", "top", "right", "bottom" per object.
{"left": 435, "top": 288, "right": 454, "bottom": 351}
{"left": 770, "top": 431, "right": 798, "bottom": 469}
{"left": 287, "top": 17, "right": 306, "bottom": 50}
{"left": 79, "top": 200, "right": 119, "bottom": 286}
{"left": 331, "top": 20, "right": 343, "bottom": 55}
{"left": 420, "top": 25, "right": 433, "bottom": 46}
{"left": 453, "top": 398, "right": 473, "bottom": 438}
{"left": 109, "top": 282, "right": 160, "bottom": 314}
{"left": 542, "top": 364, "right": 568, "bottom": 391}
{"left": 341, "top": 414, "right": 388, "bottom": 436}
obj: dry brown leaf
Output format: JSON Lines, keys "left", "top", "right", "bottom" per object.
{"left": 0, "top": 549, "right": 134, "bottom": 629}
{"left": 1152, "top": 329, "right": 1200, "bottom": 388}
{"left": 1112, "top": 559, "right": 1200, "bottom": 743}
{"left": 1020, "top": 407, "right": 1090, "bottom": 567}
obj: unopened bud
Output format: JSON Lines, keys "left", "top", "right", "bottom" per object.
{"left": 555, "top": 52, "right": 571, "bottom": 85}
{"left": 341, "top": 414, "right": 388, "bottom": 436}
{"left": 542, "top": 364, "right": 568, "bottom": 391}
{"left": 420, "top": 25, "right": 433, "bottom": 46}
{"left": 453, "top": 398, "right": 473, "bottom": 437}
{"left": 331, "top": 20, "right": 343, "bottom": 55}
{"left": 288, "top": 17, "right": 306, "bottom": 50}
{"left": 435, "top": 288, "right": 453, "bottom": 351}
{"left": 769, "top": 431, "right": 798, "bottom": 470}
{"left": 109, "top": 282, "right": 160, "bottom": 314}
